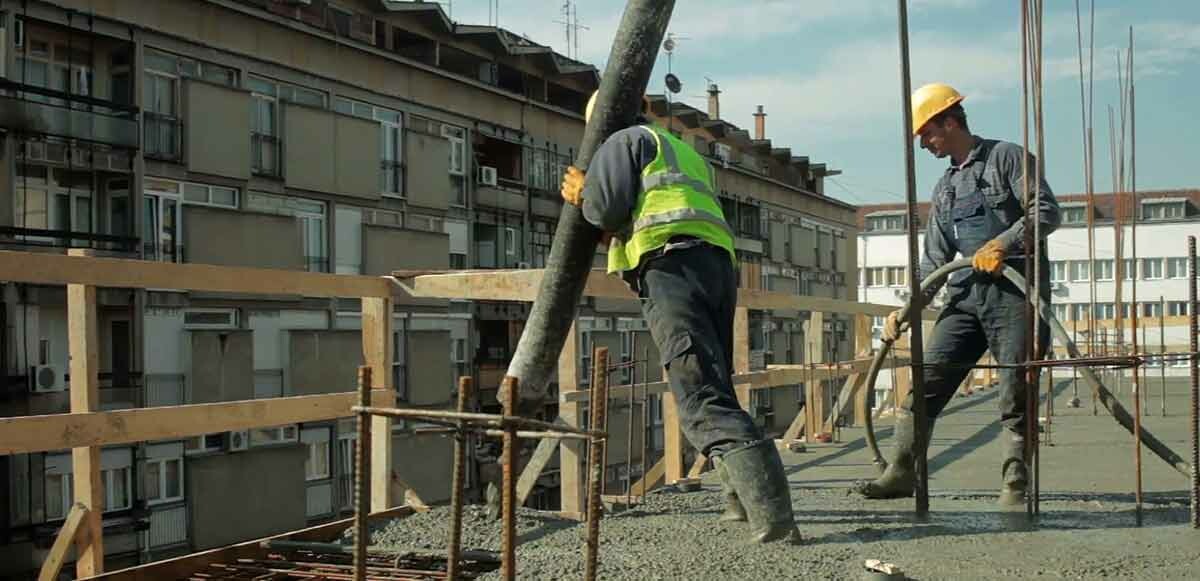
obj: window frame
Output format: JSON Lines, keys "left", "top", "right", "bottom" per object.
{"left": 144, "top": 456, "right": 185, "bottom": 505}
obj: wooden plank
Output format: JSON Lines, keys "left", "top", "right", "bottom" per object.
{"left": 805, "top": 312, "right": 826, "bottom": 442}
{"left": 39, "top": 503, "right": 87, "bottom": 581}
{"left": 629, "top": 456, "right": 665, "bottom": 496}
{"left": 515, "top": 427, "right": 564, "bottom": 506}
{"left": 87, "top": 506, "right": 416, "bottom": 581}
{"left": 557, "top": 323, "right": 584, "bottom": 514}
{"left": 401, "top": 269, "right": 934, "bottom": 319}
{"left": 733, "top": 307, "right": 752, "bottom": 410}
{"left": 362, "top": 297, "right": 394, "bottom": 513}
{"left": 662, "top": 367, "right": 685, "bottom": 484}
{"left": 67, "top": 262, "right": 103, "bottom": 578}
{"left": 823, "top": 371, "right": 867, "bottom": 433}
{"left": 0, "top": 250, "right": 392, "bottom": 298}
{"left": 687, "top": 454, "right": 708, "bottom": 478}
{"left": 0, "top": 392, "right": 372, "bottom": 455}
{"left": 781, "top": 406, "right": 807, "bottom": 442}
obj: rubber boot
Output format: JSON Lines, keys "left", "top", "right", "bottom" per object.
{"left": 713, "top": 457, "right": 747, "bottom": 522}
{"left": 851, "top": 410, "right": 923, "bottom": 499}
{"left": 720, "top": 440, "right": 801, "bottom": 544}
{"left": 998, "top": 431, "right": 1028, "bottom": 506}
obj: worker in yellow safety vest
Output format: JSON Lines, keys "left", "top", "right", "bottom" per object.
{"left": 561, "top": 92, "right": 800, "bottom": 544}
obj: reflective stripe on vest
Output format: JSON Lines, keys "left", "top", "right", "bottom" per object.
{"left": 605, "top": 125, "right": 737, "bottom": 274}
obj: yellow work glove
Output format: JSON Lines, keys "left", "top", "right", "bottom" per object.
{"left": 882, "top": 309, "right": 909, "bottom": 343}
{"left": 561, "top": 165, "right": 585, "bottom": 207}
{"left": 972, "top": 239, "right": 1007, "bottom": 277}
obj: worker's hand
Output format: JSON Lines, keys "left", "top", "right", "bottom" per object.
{"left": 561, "top": 165, "right": 585, "bottom": 207}
{"left": 882, "top": 309, "right": 909, "bottom": 343}
{"left": 971, "top": 238, "right": 1007, "bottom": 277}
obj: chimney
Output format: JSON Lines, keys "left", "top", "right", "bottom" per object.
{"left": 753, "top": 105, "right": 766, "bottom": 140}
{"left": 707, "top": 82, "right": 721, "bottom": 119}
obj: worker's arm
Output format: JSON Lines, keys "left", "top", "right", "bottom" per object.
{"left": 579, "top": 127, "right": 658, "bottom": 233}
{"left": 919, "top": 186, "right": 955, "bottom": 281}
{"left": 992, "top": 142, "right": 1061, "bottom": 253}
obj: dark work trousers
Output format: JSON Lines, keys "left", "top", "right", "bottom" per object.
{"left": 909, "top": 272, "right": 1050, "bottom": 438}
{"left": 637, "top": 243, "right": 763, "bottom": 458}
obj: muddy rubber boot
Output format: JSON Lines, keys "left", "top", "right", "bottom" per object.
{"left": 998, "top": 432, "right": 1029, "bottom": 506}
{"left": 720, "top": 440, "right": 801, "bottom": 544}
{"left": 713, "top": 457, "right": 747, "bottom": 522}
{"left": 852, "top": 410, "right": 922, "bottom": 499}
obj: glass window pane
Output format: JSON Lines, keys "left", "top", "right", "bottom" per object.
{"left": 212, "top": 187, "right": 237, "bottom": 207}
{"left": 144, "top": 461, "right": 161, "bottom": 500}
{"left": 46, "top": 474, "right": 65, "bottom": 519}
{"left": 53, "top": 193, "right": 70, "bottom": 231}
{"left": 166, "top": 459, "right": 181, "bottom": 498}
{"left": 247, "top": 77, "right": 276, "bottom": 95}
{"left": 334, "top": 98, "right": 353, "bottom": 115}
{"left": 109, "top": 468, "right": 129, "bottom": 510}
{"left": 183, "top": 183, "right": 208, "bottom": 203}
{"left": 144, "top": 50, "right": 177, "bottom": 74}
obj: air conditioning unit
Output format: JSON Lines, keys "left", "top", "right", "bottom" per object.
{"left": 478, "top": 166, "right": 498, "bottom": 187}
{"left": 29, "top": 364, "right": 65, "bottom": 393}
{"left": 712, "top": 142, "right": 733, "bottom": 166}
{"left": 228, "top": 430, "right": 250, "bottom": 452}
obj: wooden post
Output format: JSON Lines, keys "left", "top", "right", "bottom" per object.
{"left": 362, "top": 297, "right": 393, "bottom": 512}
{"left": 805, "top": 312, "right": 826, "bottom": 441}
{"left": 557, "top": 322, "right": 584, "bottom": 513}
{"left": 853, "top": 314, "right": 872, "bottom": 425}
{"left": 67, "top": 249, "right": 103, "bottom": 577}
{"left": 38, "top": 503, "right": 88, "bottom": 581}
{"left": 662, "top": 369, "right": 684, "bottom": 484}
{"left": 733, "top": 307, "right": 752, "bottom": 410}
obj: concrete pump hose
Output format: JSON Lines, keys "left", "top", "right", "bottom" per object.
{"left": 860, "top": 259, "right": 1192, "bottom": 479}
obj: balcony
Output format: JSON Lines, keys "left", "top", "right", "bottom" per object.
{"left": 0, "top": 226, "right": 138, "bottom": 254}
{"left": 0, "top": 84, "right": 138, "bottom": 149}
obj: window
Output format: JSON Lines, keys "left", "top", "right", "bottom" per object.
{"left": 335, "top": 206, "right": 363, "bottom": 275}
{"left": 1052, "top": 304, "right": 1069, "bottom": 321}
{"left": 393, "top": 328, "right": 408, "bottom": 402}
{"left": 251, "top": 424, "right": 298, "bottom": 446}
{"left": 1141, "top": 201, "right": 1185, "bottom": 220}
{"left": 246, "top": 192, "right": 328, "bottom": 272}
{"left": 185, "top": 433, "right": 224, "bottom": 454}
{"left": 335, "top": 98, "right": 404, "bottom": 197}
{"left": 302, "top": 427, "right": 331, "bottom": 481}
{"left": 886, "top": 266, "right": 906, "bottom": 287}
{"left": 1123, "top": 258, "right": 1136, "bottom": 281}
{"left": 1142, "top": 302, "right": 1162, "bottom": 317}
{"left": 442, "top": 125, "right": 467, "bottom": 175}
{"left": 144, "top": 457, "right": 184, "bottom": 505}
{"left": 866, "top": 214, "right": 905, "bottom": 232}
{"left": 1168, "top": 301, "right": 1190, "bottom": 316}
{"left": 14, "top": 163, "right": 94, "bottom": 238}
{"left": 1166, "top": 257, "right": 1189, "bottom": 279}
{"left": 182, "top": 182, "right": 238, "bottom": 208}
{"left": 504, "top": 227, "right": 518, "bottom": 257}
{"left": 1069, "top": 260, "right": 1090, "bottom": 282}
{"left": 143, "top": 49, "right": 237, "bottom": 159}
{"left": 184, "top": 308, "right": 238, "bottom": 329}
{"left": 1093, "top": 302, "right": 1115, "bottom": 320}
{"left": 1140, "top": 258, "right": 1163, "bottom": 280}
{"left": 143, "top": 178, "right": 181, "bottom": 263}
{"left": 1093, "top": 259, "right": 1114, "bottom": 281}
{"left": 1061, "top": 206, "right": 1086, "bottom": 224}
{"left": 451, "top": 338, "right": 467, "bottom": 363}
{"left": 530, "top": 220, "right": 553, "bottom": 268}
{"left": 866, "top": 267, "right": 886, "bottom": 288}
{"left": 1070, "top": 303, "right": 1089, "bottom": 322}
{"left": 45, "top": 450, "right": 132, "bottom": 519}
{"left": 450, "top": 253, "right": 467, "bottom": 269}
{"left": 249, "top": 78, "right": 281, "bottom": 177}
{"left": 1050, "top": 261, "right": 1067, "bottom": 283}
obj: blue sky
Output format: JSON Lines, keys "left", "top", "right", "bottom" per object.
{"left": 445, "top": 1, "right": 1200, "bottom": 205}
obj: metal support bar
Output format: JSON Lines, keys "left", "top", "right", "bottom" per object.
{"left": 584, "top": 347, "right": 609, "bottom": 581}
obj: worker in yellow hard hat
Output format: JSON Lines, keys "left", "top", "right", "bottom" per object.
{"left": 852, "top": 83, "right": 1061, "bottom": 506}
{"left": 561, "top": 91, "right": 801, "bottom": 544}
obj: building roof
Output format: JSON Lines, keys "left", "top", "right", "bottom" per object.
{"left": 855, "top": 189, "right": 1200, "bottom": 230}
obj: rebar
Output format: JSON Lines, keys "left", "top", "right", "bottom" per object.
{"left": 354, "top": 366, "right": 372, "bottom": 581}
{"left": 584, "top": 347, "right": 609, "bottom": 581}
{"left": 1188, "top": 235, "right": 1198, "bottom": 529}
{"left": 351, "top": 407, "right": 603, "bottom": 438}
{"left": 895, "top": 0, "right": 929, "bottom": 517}
{"left": 640, "top": 345, "right": 649, "bottom": 506}
{"left": 499, "top": 376, "right": 518, "bottom": 581}
{"left": 626, "top": 334, "right": 637, "bottom": 508}
{"left": 1046, "top": 364, "right": 1053, "bottom": 446}
{"left": 446, "top": 376, "right": 471, "bottom": 581}
{"left": 1161, "top": 296, "right": 1167, "bottom": 417}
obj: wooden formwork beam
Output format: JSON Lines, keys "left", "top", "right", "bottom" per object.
{"left": 67, "top": 249, "right": 103, "bottom": 577}
{"left": 558, "top": 323, "right": 585, "bottom": 514}
{"left": 362, "top": 297, "right": 394, "bottom": 513}
{"left": 39, "top": 503, "right": 88, "bottom": 581}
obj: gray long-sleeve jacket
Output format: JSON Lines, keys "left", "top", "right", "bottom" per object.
{"left": 919, "top": 137, "right": 1061, "bottom": 281}
{"left": 578, "top": 126, "right": 660, "bottom": 234}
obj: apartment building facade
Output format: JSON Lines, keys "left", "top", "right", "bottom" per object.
{"left": 857, "top": 190, "right": 1200, "bottom": 403}
{"left": 0, "top": 1, "right": 857, "bottom": 576}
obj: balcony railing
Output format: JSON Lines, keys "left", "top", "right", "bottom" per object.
{"left": 0, "top": 226, "right": 139, "bottom": 253}
{"left": 0, "top": 83, "right": 138, "bottom": 149}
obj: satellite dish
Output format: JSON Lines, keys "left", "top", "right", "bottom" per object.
{"left": 663, "top": 38, "right": 676, "bottom": 52}
{"left": 665, "top": 73, "right": 682, "bottom": 94}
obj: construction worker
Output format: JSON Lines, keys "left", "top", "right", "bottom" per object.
{"left": 852, "top": 83, "right": 1059, "bottom": 505}
{"left": 560, "top": 92, "right": 800, "bottom": 543}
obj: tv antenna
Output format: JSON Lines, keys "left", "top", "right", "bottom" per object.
{"left": 662, "top": 32, "right": 689, "bottom": 133}
{"left": 553, "top": 1, "right": 590, "bottom": 59}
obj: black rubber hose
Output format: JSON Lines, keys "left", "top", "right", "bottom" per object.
{"left": 861, "top": 260, "right": 1193, "bottom": 479}
{"left": 501, "top": 1, "right": 676, "bottom": 412}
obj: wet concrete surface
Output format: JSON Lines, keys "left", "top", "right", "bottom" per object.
{"left": 362, "top": 377, "right": 1199, "bottom": 580}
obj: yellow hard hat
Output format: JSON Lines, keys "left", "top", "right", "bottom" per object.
{"left": 911, "top": 83, "right": 964, "bottom": 136}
